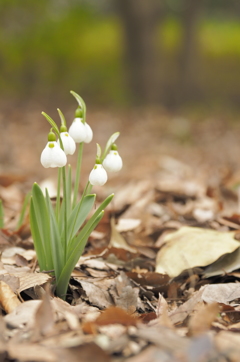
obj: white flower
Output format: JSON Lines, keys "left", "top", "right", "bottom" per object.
{"left": 69, "top": 118, "right": 87, "bottom": 143}
{"left": 103, "top": 150, "right": 123, "bottom": 172}
{"left": 40, "top": 142, "right": 67, "bottom": 168}
{"left": 89, "top": 164, "right": 108, "bottom": 186}
{"left": 84, "top": 123, "right": 93, "bottom": 143}
{"left": 58, "top": 132, "right": 76, "bottom": 155}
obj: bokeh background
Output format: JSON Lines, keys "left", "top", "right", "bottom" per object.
{"left": 1, "top": 0, "right": 240, "bottom": 109}
{"left": 1, "top": 0, "right": 240, "bottom": 184}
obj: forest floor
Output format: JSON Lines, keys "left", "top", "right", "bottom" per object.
{"left": 1, "top": 105, "right": 240, "bottom": 361}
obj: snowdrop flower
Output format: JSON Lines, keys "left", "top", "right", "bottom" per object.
{"left": 89, "top": 163, "right": 108, "bottom": 186}
{"left": 103, "top": 145, "right": 122, "bottom": 172}
{"left": 58, "top": 126, "right": 76, "bottom": 155}
{"left": 84, "top": 123, "right": 93, "bottom": 143}
{"left": 41, "top": 130, "right": 67, "bottom": 168}
{"left": 41, "top": 142, "right": 67, "bottom": 168}
{"left": 69, "top": 117, "right": 87, "bottom": 143}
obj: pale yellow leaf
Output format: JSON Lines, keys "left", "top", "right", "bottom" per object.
{"left": 156, "top": 226, "right": 240, "bottom": 277}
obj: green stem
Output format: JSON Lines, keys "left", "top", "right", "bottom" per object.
{"left": 73, "top": 142, "right": 83, "bottom": 208}
{"left": 62, "top": 166, "right": 68, "bottom": 263}
{"left": 56, "top": 168, "right": 62, "bottom": 222}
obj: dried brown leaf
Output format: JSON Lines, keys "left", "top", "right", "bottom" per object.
{"left": 109, "top": 218, "right": 137, "bottom": 253}
{"left": 79, "top": 280, "right": 113, "bottom": 309}
{"left": 200, "top": 283, "right": 240, "bottom": 305}
{"left": 0, "top": 280, "right": 21, "bottom": 313}
{"left": 83, "top": 306, "right": 138, "bottom": 334}
{"left": 110, "top": 272, "right": 138, "bottom": 313}
{"left": 4, "top": 300, "right": 41, "bottom": 327}
{"left": 34, "top": 292, "right": 55, "bottom": 337}
{"left": 188, "top": 302, "right": 219, "bottom": 336}
{"left": 17, "top": 272, "right": 52, "bottom": 293}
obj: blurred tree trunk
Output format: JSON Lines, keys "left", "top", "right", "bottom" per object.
{"left": 116, "top": 0, "right": 161, "bottom": 105}
{"left": 178, "top": 0, "right": 203, "bottom": 103}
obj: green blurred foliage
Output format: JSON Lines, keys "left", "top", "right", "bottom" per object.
{"left": 0, "top": 0, "right": 240, "bottom": 107}
{"left": 0, "top": 0, "right": 124, "bottom": 105}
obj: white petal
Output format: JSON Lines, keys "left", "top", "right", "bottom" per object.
{"left": 40, "top": 142, "right": 67, "bottom": 168}
{"left": 58, "top": 132, "right": 76, "bottom": 155}
{"left": 89, "top": 164, "right": 108, "bottom": 186}
{"left": 84, "top": 123, "right": 93, "bottom": 143}
{"left": 103, "top": 150, "right": 123, "bottom": 172}
{"left": 69, "top": 118, "right": 87, "bottom": 143}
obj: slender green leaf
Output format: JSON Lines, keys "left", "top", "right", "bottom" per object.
{"left": 41, "top": 112, "right": 59, "bottom": 135}
{"left": 70, "top": 91, "right": 86, "bottom": 112}
{"left": 67, "top": 193, "right": 114, "bottom": 258}
{"left": 17, "top": 191, "right": 31, "bottom": 229}
{"left": 31, "top": 183, "right": 53, "bottom": 271}
{"left": 55, "top": 168, "right": 62, "bottom": 222}
{"left": 0, "top": 200, "right": 4, "bottom": 229}
{"left": 102, "top": 132, "right": 120, "bottom": 160}
{"left": 57, "top": 108, "right": 67, "bottom": 127}
{"left": 45, "top": 190, "right": 65, "bottom": 281}
{"left": 96, "top": 143, "right": 101, "bottom": 158}
{"left": 66, "top": 194, "right": 96, "bottom": 244}
{"left": 29, "top": 198, "right": 47, "bottom": 271}
{"left": 56, "top": 210, "right": 104, "bottom": 299}
{"left": 66, "top": 165, "right": 72, "bottom": 214}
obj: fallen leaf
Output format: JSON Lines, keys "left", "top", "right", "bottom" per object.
{"left": 188, "top": 302, "right": 219, "bottom": 336}
{"left": 7, "top": 343, "right": 56, "bottom": 362}
{"left": 110, "top": 272, "right": 138, "bottom": 313}
{"left": 200, "top": 283, "right": 240, "bottom": 305}
{"left": 109, "top": 218, "right": 137, "bottom": 253}
{"left": 4, "top": 300, "right": 42, "bottom": 327}
{"left": 156, "top": 226, "right": 240, "bottom": 277}
{"left": 34, "top": 292, "right": 55, "bottom": 337}
{"left": 79, "top": 280, "right": 113, "bottom": 309}
{"left": 204, "top": 247, "right": 240, "bottom": 278}
{"left": 0, "top": 280, "right": 21, "bottom": 313}
{"left": 116, "top": 218, "right": 141, "bottom": 232}
{"left": 83, "top": 306, "right": 138, "bottom": 334}
{"left": 16, "top": 272, "right": 51, "bottom": 293}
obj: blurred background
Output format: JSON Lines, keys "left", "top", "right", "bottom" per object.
{"left": 1, "top": 0, "right": 240, "bottom": 185}
{"left": 1, "top": 0, "right": 240, "bottom": 110}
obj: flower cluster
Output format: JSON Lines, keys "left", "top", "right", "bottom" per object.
{"left": 40, "top": 109, "right": 122, "bottom": 187}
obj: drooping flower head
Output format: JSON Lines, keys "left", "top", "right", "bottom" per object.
{"left": 84, "top": 122, "right": 93, "bottom": 143}
{"left": 40, "top": 130, "right": 67, "bottom": 168}
{"left": 89, "top": 157, "right": 108, "bottom": 186}
{"left": 69, "top": 108, "right": 86, "bottom": 143}
{"left": 69, "top": 108, "right": 93, "bottom": 144}
{"left": 58, "top": 124, "right": 76, "bottom": 155}
{"left": 103, "top": 144, "right": 123, "bottom": 172}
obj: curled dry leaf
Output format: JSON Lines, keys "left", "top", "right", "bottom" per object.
{"left": 188, "top": 302, "right": 219, "bottom": 336}
{"left": 156, "top": 226, "right": 240, "bottom": 277}
{"left": 0, "top": 280, "right": 21, "bottom": 313}
{"left": 109, "top": 218, "right": 137, "bottom": 253}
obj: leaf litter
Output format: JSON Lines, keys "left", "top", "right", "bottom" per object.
{"left": 3, "top": 112, "right": 240, "bottom": 361}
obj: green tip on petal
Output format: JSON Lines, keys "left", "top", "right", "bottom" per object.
{"left": 48, "top": 143, "right": 55, "bottom": 148}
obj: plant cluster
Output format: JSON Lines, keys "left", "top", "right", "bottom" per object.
{"left": 30, "top": 91, "right": 122, "bottom": 299}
